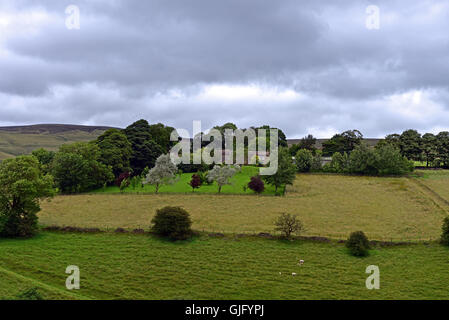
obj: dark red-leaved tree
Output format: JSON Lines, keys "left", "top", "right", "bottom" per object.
{"left": 115, "top": 171, "right": 131, "bottom": 187}
{"left": 248, "top": 176, "right": 264, "bottom": 194}
{"left": 189, "top": 174, "right": 202, "bottom": 192}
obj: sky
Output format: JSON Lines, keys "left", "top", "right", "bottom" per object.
{"left": 0, "top": 0, "right": 448, "bottom": 138}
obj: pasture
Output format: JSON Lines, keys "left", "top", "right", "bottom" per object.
{"left": 415, "top": 170, "right": 449, "bottom": 204}
{"left": 92, "top": 166, "right": 280, "bottom": 195}
{"left": 1, "top": 232, "right": 449, "bottom": 300}
{"left": 40, "top": 174, "right": 447, "bottom": 241}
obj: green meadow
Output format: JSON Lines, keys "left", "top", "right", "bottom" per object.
{"left": 1, "top": 232, "right": 449, "bottom": 300}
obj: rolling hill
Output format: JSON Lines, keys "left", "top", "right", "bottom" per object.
{"left": 0, "top": 123, "right": 381, "bottom": 161}
{"left": 0, "top": 124, "right": 116, "bottom": 160}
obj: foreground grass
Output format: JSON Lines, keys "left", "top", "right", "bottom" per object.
{"left": 91, "top": 166, "right": 280, "bottom": 195}
{"left": 0, "top": 232, "right": 448, "bottom": 300}
{"left": 40, "top": 174, "right": 446, "bottom": 241}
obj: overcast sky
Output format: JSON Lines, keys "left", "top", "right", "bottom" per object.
{"left": 0, "top": 0, "right": 448, "bottom": 138}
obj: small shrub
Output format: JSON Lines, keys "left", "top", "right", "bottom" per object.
{"left": 16, "top": 287, "right": 43, "bottom": 300}
{"left": 189, "top": 174, "right": 202, "bottom": 192}
{"left": 441, "top": 217, "right": 449, "bottom": 246}
{"left": 274, "top": 213, "right": 304, "bottom": 239}
{"left": 120, "top": 178, "right": 130, "bottom": 192}
{"left": 151, "top": 206, "right": 193, "bottom": 240}
{"left": 248, "top": 176, "right": 265, "bottom": 194}
{"left": 346, "top": 231, "right": 370, "bottom": 256}
{"left": 130, "top": 176, "right": 140, "bottom": 190}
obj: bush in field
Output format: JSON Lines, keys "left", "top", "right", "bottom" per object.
{"left": 295, "top": 149, "right": 314, "bottom": 172}
{"left": 189, "top": 174, "right": 202, "bottom": 192}
{"left": 441, "top": 217, "right": 449, "bottom": 246}
{"left": 348, "top": 144, "right": 377, "bottom": 175}
{"left": 325, "top": 152, "right": 350, "bottom": 173}
{"left": 248, "top": 176, "right": 265, "bottom": 194}
{"left": 151, "top": 206, "right": 193, "bottom": 240}
{"left": 374, "top": 144, "right": 414, "bottom": 175}
{"left": 346, "top": 231, "right": 370, "bottom": 257}
{"left": 274, "top": 213, "right": 304, "bottom": 239}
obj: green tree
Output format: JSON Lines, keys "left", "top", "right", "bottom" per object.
{"left": 399, "top": 129, "right": 422, "bottom": 161}
{"left": 262, "top": 148, "right": 296, "bottom": 193}
{"left": 0, "top": 156, "right": 54, "bottom": 237}
{"left": 298, "top": 134, "right": 317, "bottom": 152}
{"left": 257, "top": 125, "right": 288, "bottom": 148}
{"left": 421, "top": 133, "right": 438, "bottom": 167}
{"left": 325, "top": 152, "right": 350, "bottom": 173}
{"left": 148, "top": 123, "right": 176, "bottom": 153}
{"left": 322, "top": 130, "right": 363, "bottom": 156}
{"left": 96, "top": 129, "right": 132, "bottom": 177}
{"left": 295, "top": 149, "right": 314, "bottom": 172}
{"left": 31, "top": 148, "right": 55, "bottom": 174}
{"left": 436, "top": 132, "right": 449, "bottom": 168}
{"left": 52, "top": 142, "right": 114, "bottom": 193}
{"left": 377, "top": 133, "right": 401, "bottom": 150}
{"left": 374, "top": 144, "right": 413, "bottom": 175}
{"left": 348, "top": 144, "right": 377, "bottom": 175}
{"left": 124, "top": 120, "right": 164, "bottom": 175}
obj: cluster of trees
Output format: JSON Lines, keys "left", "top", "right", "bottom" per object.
{"left": 296, "top": 128, "right": 449, "bottom": 169}
{"left": 323, "top": 144, "right": 413, "bottom": 175}
{"left": 30, "top": 120, "right": 175, "bottom": 194}
{"left": 377, "top": 130, "right": 449, "bottom": 167}
{"left": 289, "top": 128, "right": 449, "bottom": 175}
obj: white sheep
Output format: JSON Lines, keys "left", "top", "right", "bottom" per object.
{"left": 292, "top": 272, "right": 297, "bottom": 276}
{"left": 298, "top": 259, "right": 304, "bottom": 265}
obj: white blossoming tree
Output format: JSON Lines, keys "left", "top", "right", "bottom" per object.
{"left": 207, "top": 164, "right": 241, "bottom": 193}
{"left": 144, "top": 154, "right": 178, "bottom": 193}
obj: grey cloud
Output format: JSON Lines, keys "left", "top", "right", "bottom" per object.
{"left": 0, "top": 0, "right": 449, "bottom": 137}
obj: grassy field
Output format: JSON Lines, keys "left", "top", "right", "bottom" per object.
{"left": 415, "top": 170, "right": 449, "bottom": 204}
{"left": 40, "top": 174, "right": 447, "bottom": 241}
{"left": 92, "top": 166, "right": 280, "bottom": 195}
{"left": 1, "top": 232, "right": 448, "bottom": 300}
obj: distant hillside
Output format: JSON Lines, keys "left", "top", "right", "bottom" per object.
{"left": 0, "top": 123, "right": 382, "bottom": 161}
{"left": 0, "top": 124, "right": 117, "bottom": 160}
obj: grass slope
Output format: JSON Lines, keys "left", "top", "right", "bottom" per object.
{"left": 416, "top": 170, "right": 449, "bottom": 204}
{"left": 40, "top": 174, "right": 447, "bottom": 240}
{"left": 0, "top": 232, "right": 448, "bottom": 300}
{"left": 0, "top": 124, "right": 112, "bottom": 160}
